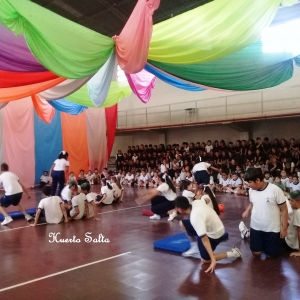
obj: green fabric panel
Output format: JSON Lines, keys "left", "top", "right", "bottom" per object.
{"left": 149, "top": 41, "right": 296, "bottom": 90}
{"left": 66, "top": 82, "right": 132, "bottom": 108}
{"left": 149, "top": 0, "right": 282, "bottom": 64}
{"left": 0, "top": 0, "right": 114, "bottom": 78}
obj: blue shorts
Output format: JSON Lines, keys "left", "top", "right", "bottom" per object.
{"left": 250, "top": 228, "right": 282, "bottom": 257}
{"left": 182, "top": 219, "right": 221, "bottom": 260}
{"left": 0, "top": 193, "right": 23, "bottom": 208}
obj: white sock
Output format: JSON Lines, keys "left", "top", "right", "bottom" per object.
{"left": 227, "top": 251, "right": 235, "bottom": 258}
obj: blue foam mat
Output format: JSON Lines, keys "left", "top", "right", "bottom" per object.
{"left": 153, "top": 232, "right": 229, "bottom": 253}
{"left": 0, "top": 208, "right": 36, "bottom": 221}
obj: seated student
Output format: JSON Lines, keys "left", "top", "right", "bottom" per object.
{"left": 175, "top": 196, "right": 242, "bottom": 272}
{"left": 150, "top": 171, "right": 159, "bottom": 188}
{"left": 85, "top": 170, "right": 94, "bottom": 184}
{"left": 39, "top": 171, "right": 50, "bottom": 188}
{"left": 77, "top": 170, "right": 87, "bottom": 185}
{"left": 93, "top": 169, "right": 101, "bottom": 184}
{"left": 68, "top": 172, "right": 77, "bottom": 184}
{"left": 111, "top": 176, "right": 123, "bottom": 202}
{"left": 96, "top": 179, "right": 114, "bottom": 205}
{"left": 123, "top": 171, "right": 134, "bottom": 186}
{"left": 274, "top": 176, "right": 286, "bottom": 191}
{"left": 180, "top": 166, "right": 187, "bottom": 181}
{"left": 280, "top": 170, "right": 289, "bottom": 188}
{"left": 173, "top": 171, "right": 181, "bottom": 188}
{"left": 30, "top": 186, "right": 68, "bottom": 226}
{"left": 285, "top": 175, "right": 293, "bottom": 193}
{"left": 216, "top": 172, "right": 231, "bottom": 192}
{"left": 284, "top": 191, "right": 300, "bottom": 256}
{"left": 138, "top": 170, "right": 150, "bottom": 187}
{"left": 186, "top": 171, "right": 194, "bottom": 183}
{"left": 226, "top": 173, "right": 242, "bottom": 194}
{"left": 132, "top": 171, "right": 140, "bottom": 187}
{"left": 68, "top": 185, "right": 87, "bottom": 221}
{"left": 80, "top": 183, "right": 99, "bottom": 220}
{"left": 242, "top": 168, "right": 288, "bottom": 258}
{"left": 264, "top": 171, "right": 273, "bottom": 183}
{"left": 61, "top": 181, "right": 81, "bottom": 208}
{"left": 289, "top": 175, "right": 300, "bottom": 192}
{"left": 181, "top": 180, "right": 195, "bottom": 204}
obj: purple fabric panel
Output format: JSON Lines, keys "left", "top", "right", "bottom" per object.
{"left": 0, "top": 25, "right": 46, "bottom": 72}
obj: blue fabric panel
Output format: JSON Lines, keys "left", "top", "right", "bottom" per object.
{"left": 34, "top": 110, "right": 62, "bottom": 184}
{"left": 48, "top": 99, "right": 87, "bottom": 115}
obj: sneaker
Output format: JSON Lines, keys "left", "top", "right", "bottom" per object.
{"left": 25, "top": 215, "right": 34, "bottom": 221}
{"left": 231, "top": 247, "right": 242, "bottom": 258}
{"left": 182, "top": 242, "right": 199, "bottom": 257}
{"left": 239, "top": 221, "right": 250, "bottom": 239}
{"left": 149, "top": 214, "right": 161, "bottom": 220}
{"left": 168, "top": 210, "right": 177, "bottom": 221}
{"left": 1, "top": 216, "right": 13, "bottom": 225}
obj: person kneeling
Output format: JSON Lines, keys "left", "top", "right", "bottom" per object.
{"left": 175, "top": 196, "right": 242, "bottom": 273}
{"left": 30, "top": 186, "right": 68, "bottom": 226}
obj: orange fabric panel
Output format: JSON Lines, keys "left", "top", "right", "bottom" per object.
{"left": 61, "top": 111, "right": 89, "bottom": 176}
{"left": 31, "top": 95, "right": 55, "bottom": 124}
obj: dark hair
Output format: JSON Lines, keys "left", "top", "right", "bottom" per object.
{"left": 81, "top": 182, "right": 91, "bottom": 193}
{"left": 1, "top": 163, "right": 9, "bottom": 171}
{"left": 158, "top": 173, "right": 176, "bottom": 193}
{"left": 198, "top": 184, "right": 220, "bottom": 215}
{"left": 44, "top": 170, "right": 48, "bottom": 174}
{"left": 180, "top": 180, "right": 192, "bottom": 191}
{"left": 69, "top": 181, "right": 78, "bottom": 188}
{"left": 94, "top": 168, "right": 98, "bottom": 171}
{"left": 112, "top": 176, "right": 122, "bottom": 190}
{"left": 244, "top": 168, "right": 264, "bottom": 182}
{"left": 101, "top": 178, "right": 112, "bottom": 190}
{"left": 175, "top": 196, "right": 190, "bottom": 210}
{"left": 290, "top": 191, "right": 300, "bottom": 200}
{"left": 42, "top": 185, "right": 51, "bottom": 196}
{"left": 58, "top": 151, "right": 68, "bottom": 160}
{"left": 80, "top": 169, "right": 84, "bottom": 173}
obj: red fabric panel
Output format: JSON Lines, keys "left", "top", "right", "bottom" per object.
{"left": 105, "top": 104, "right": 118, "bottom": 158}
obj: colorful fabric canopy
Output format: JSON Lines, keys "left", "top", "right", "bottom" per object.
{"left": 32, "top": 95, "right": 55, "bottom": 124}
{"left": 0, "top": 0, "right": 114, "bottom": 78}
{"left": 148, "top": 0, "right": 297, "bottom": 64}
{"left": 48, "top": 99, "right": 87, "bottom": 115}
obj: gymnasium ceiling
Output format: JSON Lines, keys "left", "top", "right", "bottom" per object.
{"left": 31, "top": 0, "right": 212, "bottom": 37}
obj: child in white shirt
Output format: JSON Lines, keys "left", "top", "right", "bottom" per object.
{"left": 111, "top": 176, "right": 123, "bottom": 201}
{"left": 68, "top": 172, "right": 77, "bottom": 183}
{"left": 138, "top": 170, "right": 150, "bottom": 187}
{"left": 39, "top": 171, "right": 50, "bottom": 188}
{"left": 205, "top": 140, "right": 213, "bottom": 153}
{"left": 216, "top": 172, "right": 231, "bottom": 192}
{"left": 289, "top": 176, "right": 300, "bottom": 192}
{"left": 69, "top": 185, "right": 87, "bottom": 221}
{"left": 181, "top": 180, "right": 195, "bottom": 204}
{"left": 85, "top": 170, "right": 94, "bottom": 184}
{"left": 226, "top": 173, "right": 242, "bottom": 194}
{"left": 264, "top": 172, "right": 273, "bottom": 184}
{"left": 80, "top": 183, "right": 99, "bottom": 220}
{"left": 173, "top": 171, "right": 181, "bottom": 188}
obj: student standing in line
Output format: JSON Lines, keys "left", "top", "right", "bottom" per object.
{"left": 242, "top": 168, "right": 288, "bottom": 258}
{"left": 0, "top": 163, "right": 33, "bottom": 225}
{"left": 175, "top": 196, "right": 242, "bottom": 273}
{"left": 50, "top": 151, "right": 69, "bottom": 196}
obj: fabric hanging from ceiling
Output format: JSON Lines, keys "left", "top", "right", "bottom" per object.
{"left": 0, "top": 0, "right": 114, "bottom": 78}
{"left": 0, "top": 109, "right": 3, "bottom": 164}
{"left": 144, "top": 64, "right": 206, "bottom": 91}
{"left": 148, "top": 0, "right": 296, "bottom": 64}
{"left": 148, "top": 41, "right": 299, "bottom": 90}
{"left": 125, "top": 69, "right": 157, "bottom": 103}
{"left": 61, "top": 112, "right": 89, "bottom": 176}
{"left": 0, "top": 70, "right": 58, "bottom": 88}
{"left": 34, "top": 109, "right": 62, "bottom": 184}
{"left": 66, "top": 81, "right": 132, "bottom": 108}
{"left": 105, "top": 105, "right": 118, "bottom": 158}
{"left": 39, "top": 76, "right": 93, "bottom": 100}
{"left": 0, "top": 77, "right": 66, "bottom": 102}
{"left": 0, "top": 103, "right": 8, "bottom": 109}
{"left": 114, "top": 0, "right": 160, "bottom": 74}
{"left": 2, "top": 98, "right": 35, "bottom": 187}
{"left": 31, "top": 95, "right": 55, "bottom": 124}
{"left": 48, "top": 99, "right": 87, "bottom": 115}
{"left": 85, "top": 108, "right": 108, "bottom": 172}
{"left": 0, "top": 25, "right": 46, "bottom": 72}
{"left": 87, "top": 52, "right": 116, "bottom": 106}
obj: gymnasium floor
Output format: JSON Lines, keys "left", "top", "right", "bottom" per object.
{"left": 0, "top": 187, "right": 299, "bottom": 300}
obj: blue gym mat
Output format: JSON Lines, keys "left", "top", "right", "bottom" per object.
{"left": 153, "top": 232, "right": 229, "bottom": 253}
{"left": 0, "top": 208, "right": 36, "bottom": 221}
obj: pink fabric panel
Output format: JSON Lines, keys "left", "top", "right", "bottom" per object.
{"left": 3, "top": 98, "right": 35, "bottom": 187}
{"left": 85, "top": 108, "right": 108, "bottom": 172}
{"left": 125, "top": 69, "right": 156, "bottom": 103}
{"left": 113, "top": 0, "right": 160, "bottom": 74}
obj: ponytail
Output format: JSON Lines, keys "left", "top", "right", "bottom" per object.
{"left": 180, "top": 180, "right": 191, "bottom": 192}
{"left": 107, "top": 182, "right": 113, "bottom": 190}
{"left": 204, "top": 185, "right": 220, "bottom": 215}
{"left": 158, "top": 173, "right": 176, "bottom": 193}
{"left": 112, "top": 176, "right": 121, "bottom": 190}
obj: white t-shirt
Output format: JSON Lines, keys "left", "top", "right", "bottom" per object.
{"left": 186, "top": 176, "right": 194, "bottom": 182}
{"left": 281, "top": 177, "right": 289, "bottom": 187}
{"left": 201, "top": 194, "right": 214, "bottom": 209}
{"left": 190, "top": 200, "right": 224, "bottom": 239}
{"left": 100, "top": 185, "right": 114, "bottom": 204}
{"left": 249, "top": 183, "right": 286, "bottom": 232}
{"left": 61, "top": 185, "right": 81, "bottom": 201}
{"left": 174, "top": 177, "right": 181, "bottom": 184}
{"left": 0, "top": 172, "right": 23, "bottom": 196}
{"left": 53, "top": 159, "right": 69, "bottom": 171}
{"left": 205, "top": 145, "right": 213, "bottom": 153}
{"left": 86, "top": 192, "right": 97, "bottom": 218}
{"left": 70, "top": 193, "right": 86, "bottom": 220}
{"left": 40, "top": 175, "right": 49, "bottom": 183}
{"left": 85, "top": 174, "right": 94, "bottom": 181}
{"left": 285, "top": 208, "right": 300, "bottom": 250}
{"left": 180, "top": 171, "right": 187, "bottom": 181}
{"left": 157, "top": 183, "right": 177, "bottom": 201}
{"left": 38, "top": 196, "right": 63, "bottom": 224}
{"left": 230, "top": 178, "right": 242, "bottom": 187}
{"left": 139, "top": 174, "right": 149, "bottom": 182}
{"left": 264, "top": 178, "right": 274, "bottom": 184}
{"left": 192, "top": 162, "right": 211, "bottom": 173}
{"left": 160, "top": 164, "right": 169, "bottom": 173}
{"left": 125, "top": 174, "right": 134, "bottom": 181}
{"left": 219, "top": 178, "right": 231, "bottom": 187}
{"left": 289, "top": 182, "right": 300, "bottom": 192}
{"left": 111, "top": 182, "right": 121, "bottom": 198}
{"left": 286, "top": 181, "right": 292, "bottom": 189}
{"left": 182, "top": 190, "right": 195, "bottom": 204}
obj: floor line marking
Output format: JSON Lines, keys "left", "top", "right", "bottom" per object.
{"left": 0, "top": 204, "right": 150, "bottom": 233}
{"left": 0, "top": 252, "right": 131, "bottom": 293}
